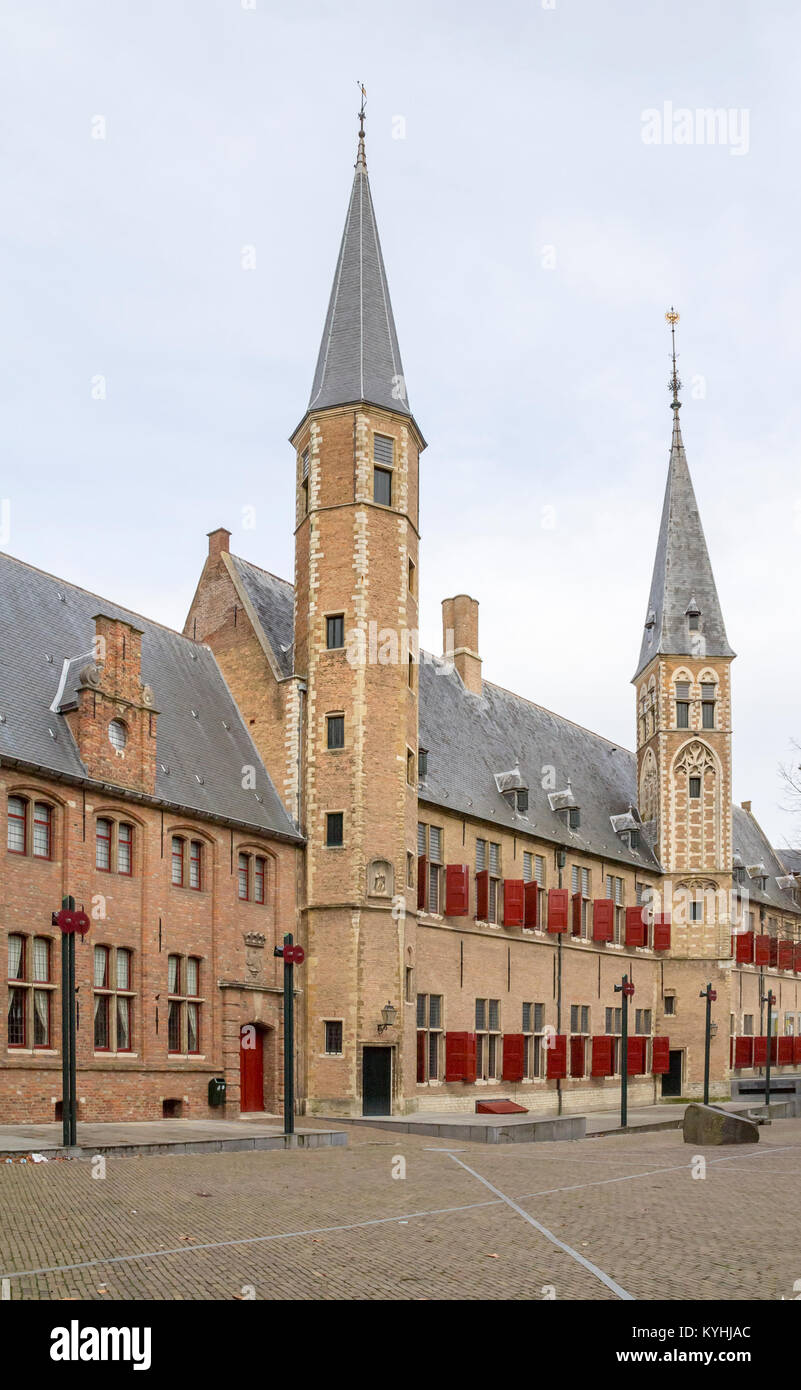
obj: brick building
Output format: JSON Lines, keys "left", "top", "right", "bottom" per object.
{"left": 2, "top": 116, "right": 800, "bottom": 1122}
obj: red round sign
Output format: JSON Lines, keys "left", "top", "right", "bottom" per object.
{"left": 55, "top": 907, "right": 90, "bottom": 936}
{"left": 283, "top": 945, "right": 305, "bottom": 965}
{"left": 292, "top": 945, "right": 305, "bottom": 965}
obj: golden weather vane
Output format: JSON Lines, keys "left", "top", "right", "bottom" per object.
{"left": 665, "top": 306, "right": 681, "bottom": 409}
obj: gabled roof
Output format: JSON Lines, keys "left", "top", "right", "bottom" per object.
{"left": 0, "top": 551, "right": 300, "bottom": 841}
{"left": 228, "top": 554, "right": 295, "bottom": 679}
{"left": 306, "top": 134, "right": 412, "bottom": 422}
{"left": 635, "top": 407, "right": 735, "bottom": 680}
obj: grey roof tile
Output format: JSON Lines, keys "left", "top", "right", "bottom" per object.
{"left": 0, "top": 551, "right": 300, "bottom": 840}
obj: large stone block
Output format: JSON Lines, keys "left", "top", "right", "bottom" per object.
{"left": 682, "top": 1103, "right": 759, "bottom": 1145}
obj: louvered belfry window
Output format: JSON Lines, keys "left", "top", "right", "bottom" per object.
{"left": 373, "top": 433, "right": 394, "bottom": 465}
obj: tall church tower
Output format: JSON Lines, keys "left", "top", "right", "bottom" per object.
{"left": 290, "top": 102, "right": 425, "bottom": 1115}
{"left": 634, "top": 312, "right": 736, "bottom": 972}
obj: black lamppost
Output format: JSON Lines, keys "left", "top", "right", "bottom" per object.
{"left": 52, "top": 896, "right": 90, "bottom": 1147}
{"left": 699, "top": 982, "right": 717, "bottom": 1105}
{"left": 614, "top": 974, "right": 635, "bottom": 1128}
{"left": 761, "top": 987, "right": 776, "bottom": 1114}
{"left": 274, "top": 933, "right": 305, "bottom": 1136}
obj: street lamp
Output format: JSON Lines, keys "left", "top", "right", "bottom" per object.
{"left": 699, "top": 983, "right": 717, "bottom": 1105}
{"left": 377, "top": 1002, "right": 397, "bottom": 1034}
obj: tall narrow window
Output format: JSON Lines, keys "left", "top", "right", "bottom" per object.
{"left": 7, "top": 796, "right": 26, "bottom": 854}
{"left": 189, "top": 840, "right": 203, "bottom": 891}
{"left": 94, "top": 945, "right": 111, "bottom": 1050}
{"left": 254, "top": 856, "right": 266, "bottom": 904}
{"left": 701, "top": 682, "right": 716, "bottom": 729}
{"left": 326, "top": 615, "right": 345, "bottom": 650}
{"left": 326, "top": 714, "right": 345, "bottom": 749}
{"left": 675, "top": 681, "right": 691, "bottom": 729}
{"left": 118, "top": 822, "right": 133, "bottom": 876}
{"left": 32, "top": 803, "right": 52, "bottom": 859}
{"left": 96, "top": 819, "right": 112, "bottom": 872}
{"left": 373, "top": 467, "right": 392, "bottom": 506}
{"left": 172, "top": 836, "right": 184, "bottom": 886}
{"left": 238, "top": 853, "right": 249, "bottom": 899}
{"left": 326, "top": 812, "right": 344, "bottom": 848}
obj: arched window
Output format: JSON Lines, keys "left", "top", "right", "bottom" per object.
{"left": 700, "top": 675, "right": 717, "bottom": 729}
{"left": 7, "top": 795, "right": 56, "bottom": 860}
{"left": 238, "top": 851, "right": 268, "bottom": 904}
{"left": 96, "top": 816, "right": 134, "bottom": 875}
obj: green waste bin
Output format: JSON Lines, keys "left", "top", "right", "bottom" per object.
{"left": 208, "top": 1076, "right": 226, "bottom": 1108}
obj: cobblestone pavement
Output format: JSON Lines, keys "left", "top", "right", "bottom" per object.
{"left": 1, "top": 1120, "right": 800, "bottom": 1301}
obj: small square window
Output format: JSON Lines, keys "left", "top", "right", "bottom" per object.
{"left": 326, "top": 615, "right": 345, "bottom": 649}
{"left": 689, "top": 776, "right": 701, "bottom": 799}
{"left": 327, "top": 714, "right": 345, "bottom": 750}
{"left": 374, "top": 467, "right": 392, "bottom": 506}
{"left": 664, "top": 995, "right": 676, "bottom": 1016}
{"left": 326, "top": 812, "right": 344, "bottom": 848}
{"left": 324, "top": 1020, "right": 343, "bottom": 1054}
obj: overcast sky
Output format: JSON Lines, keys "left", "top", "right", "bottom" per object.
{"left": 2, "top": 0, "right": 800, "bottom": 847}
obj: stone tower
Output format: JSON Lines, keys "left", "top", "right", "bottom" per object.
{"left": 289, "top": 109, "right": 425, "bottom": 1115}
{"left": 634, "top": 316, "right": 736, "bottom": 1090}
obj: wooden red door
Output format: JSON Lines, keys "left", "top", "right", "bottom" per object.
{"left": 240, "top": 1025, "right": 264, "bottom": 1112}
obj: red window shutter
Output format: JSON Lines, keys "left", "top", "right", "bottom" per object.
{"left": 571, "top": 891, "right": 582, "bottom": 936}
{"left": 794, "top": 945, "right": 801, "bottom": 974}
{"left": 625, "top": 905, "right": 646, "bottom": 948}
{"left": 779, "top": 941, "right": 794, "bottom": 971}
{"left": 769, "top": 937, "right": 779, "bottom": 968}
{"left": 445, "top": 1031, "right": 467, "bottom": 1082}
{"left": 794, "top": 1037, "right": 801, "bottom": 1065}
{"left": 591, "top": 1035, "right": 614, "bottom": 1077}
{"left": 502, "top": 1033, "right": 525, "bottom": 1082}
{"left": 464, "top": 1032, "right": 478, "bottom": 1083}
{"left": 778, "top": 1036, "right": 793, "bottom": 1066}
{"left": 753, "top": 1036, "right": 768, "bottom": 1067}
{"left": 547, "top": 888, "right": 568, "bottom": 933}
{"left": 651, "top": 1036, "right": 670, "bottom": 1074}
{"left": 417, "top": 855, "right": 427, "bottom": 910}
{"left": 735, "top": 930, "right": 754, "bottom": 964}
{"left": 627, "top": 1036, "right": 647, "bottom": 1075}
{"left": 729, "top": 1035, "right": 734, "bottom": 1069}
{"left": 569, "top": 1035, "right": 585, "bottom": 1078}
{"left": 503, "top": 880, "right": 525, "bottom": 928}
{"left": 593, "top": 899, "right": 614, "bottom": 942}
{"left": 445, "top": 864, "right": 469, "bottom": 917}
{"left": 523, "top": 880, "right": 539, "bottom": 928}
{"left": 754, "top": 934, "right": 771, "bottom": 966}
{"left": 653, "top": 913, "right": 671, "bottom": 951}
{"left": 416, "top": 1030, "right": 426, "bottom": 1083}
{"left": 475, "top": 869, "right": 489, "bottom": 920}
{"left": 546, "top": 1033, "right": 567, "bottom": 1079}
{"left": 734, "top": 1036, "right": 753, "bottom": 1069}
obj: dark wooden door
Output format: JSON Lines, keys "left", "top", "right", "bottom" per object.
{"left": 362, "top": 1047, "right": 392, "bottom": 1115}
{"left": 240, "top": 1025, "right": 264, "bottom": 1112}
{"left": 661, "top": 1049, "right": 683, "bottom": 1098}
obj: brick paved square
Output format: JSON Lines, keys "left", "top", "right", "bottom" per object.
{"left": 2, "top": 1120, "right": 801, "bottom": 1301}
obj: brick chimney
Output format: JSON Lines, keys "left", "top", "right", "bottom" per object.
{"left": 63, "top": 614, "right": 158, "bottom": 794}
{"left": 207, "top": 527, "right": 231, "bottom": 562}
{"left": 442, "top": 595, "right": 482, "bottom": 696}
{"left": 741, "top": 800, "right": 752, "bottom": 814}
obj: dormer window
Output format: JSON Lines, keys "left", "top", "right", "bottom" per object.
{"left": 686, "top": 598, "right": 701, "bottom": 631}
{"left": 548, "top": 782, "right": 579, "bottom": 830}
{"left": 495, "top": 765, "right": 528, "bottom": 816}
{"left": 568, "top": 807, "right": 580, "bottom": 830}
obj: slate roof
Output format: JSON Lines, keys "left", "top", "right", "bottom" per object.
{"left": 635, "top": 408, "right": 735, "bottom": 680}
{"left": 732, "top": 807, "right": 800, "bottom": 914}
{"left": 777, "top": 848, "right": 801, "bottom": 876}
{"left": 229, "top": 555, "right": 295, "bottom": 679}
{"left": 306, "top": 137, "right": 412, "bottom": 422}
{"left": 0, "top": 551, "right": 300, "bottom": 841}
{"left": 418, "top": 656, "right": 660, "bottom": 872}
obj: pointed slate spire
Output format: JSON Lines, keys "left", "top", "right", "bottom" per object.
{"left": 634, "top": 312, "right": 735, "bottom": 679}
{"left": 307, "top": 94, "right": 411, "bottom": 419}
